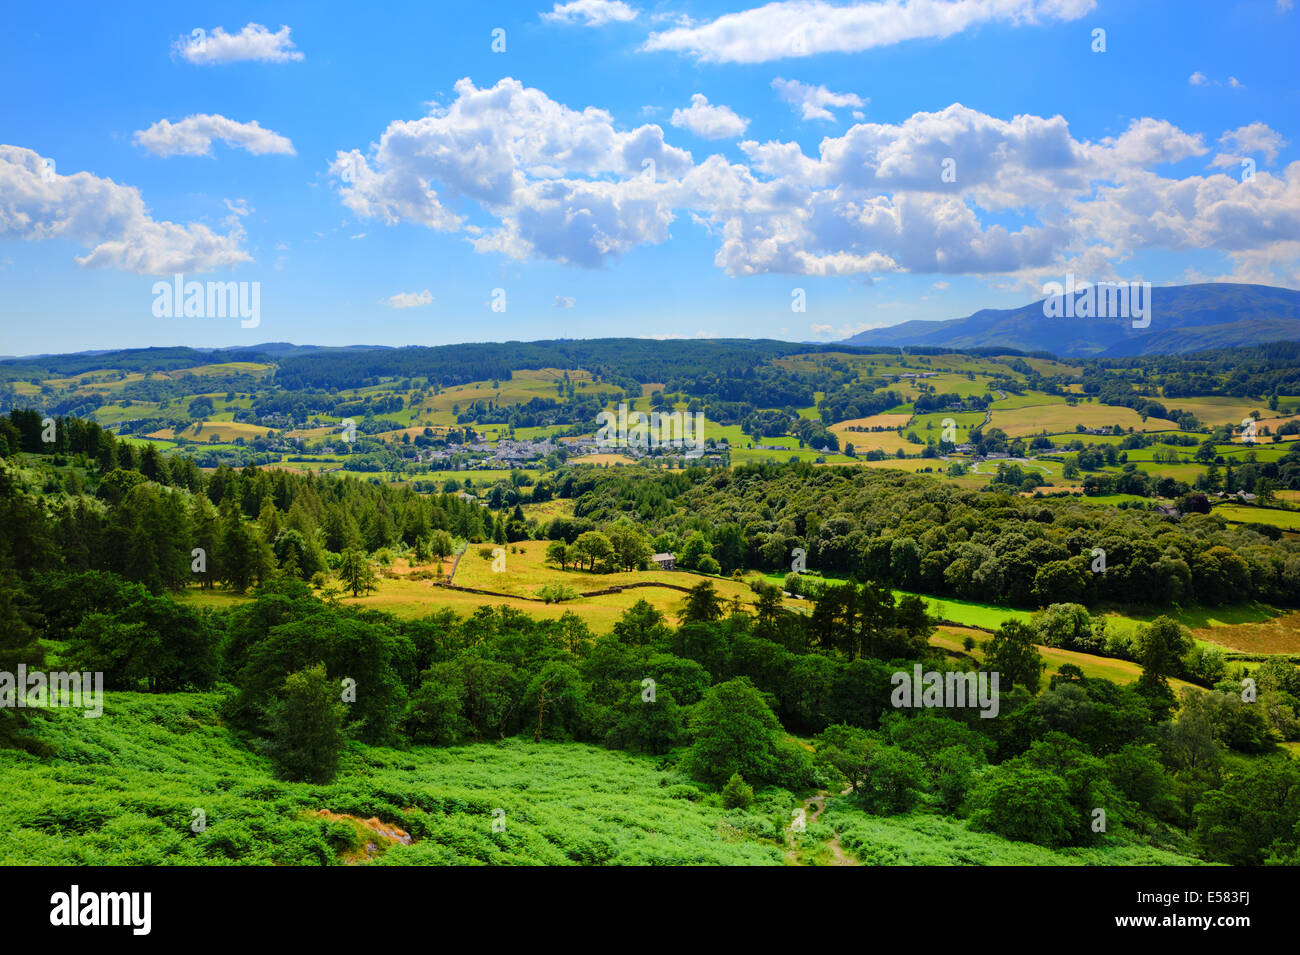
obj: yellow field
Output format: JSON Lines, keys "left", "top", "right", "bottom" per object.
{"left": 170, "top": 361, "right": 273, "bottom": 378}
{"left": 828, "top": 424, "right": 916, "bottom": 454}
{"left": 452, "top": 538, "right": 775, "bottom": 605}
{"left": 837, "top": 413, "right": 913, "bottom": 430}
{"left": 521, "top": 497, "right": 575, "bottom": 521}
{"left": 931, "top": 627, "right": 1195, "bottom": 690}
{"left": 175, "top": 545, "right": 789, "bottom": 632}
{"left": 170, "top": 420, "right": 277, "bottom": 441}
{"left": 1144, "top": 396, "right": 1268, "bottom": 428}
{"left": 990, "top": 403, "right": 1177, "bottom": 438}
{"left": 414, "top": 369, "right": 621, "bottom": 421}
{"left": 569, "top": 453, "right": 638, "bottom": 465}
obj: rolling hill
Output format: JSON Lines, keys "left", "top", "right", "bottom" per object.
{"left": 842, "top": 283, "right": 1300, "bottom": 357}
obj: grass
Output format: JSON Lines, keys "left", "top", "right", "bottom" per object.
{"left": 930, "top": 627, "right": 1195, "bottom": 690}
{"left": 991, "top": 403, "right": 1177, "bottom": 438}
{"left": 1213, "top": 504, "right": 1300, "bottom": 530}
{"left": 0, "top": 693, "right": 787, "bottom": 866}
{"left": 452, "top": 539, "right": 788, "bottom": 607}
{"left": 177, "top": 547, "right": 785, "bottom": 633}
{"left": 1, "top": 692, "right": 1207, "bottom": 866}
{"left": 823, "top": 803, "right": 1202, "bottom": 866}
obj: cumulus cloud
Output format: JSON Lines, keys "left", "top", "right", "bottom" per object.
{"left": 133, "top": 115, "right": 296, "bottom": 157}
{"left": 541, "top": 0, "right": 638, "bottom": 25}
{"left": 174, "top": 23, "right": 304, "bottom": 64}
{"left": 384, "top": 289, "right": 433, "bottom": 308}
{"left": 643, "top": 0, "right": 1095, "bottom": 63}
{"left": 670, "top": 94, "right": 750, "bottom": 139}
{"left": 0, "top": 145, "right": 250, "bottom": 274}
{"left": 772, "top": 78, "right": 866, "bottom": 121}
{"left": 330, "top": 77, "right": 691, "bottom": 267}
{"left": 327, "top": 79, "right": 1300, "bottom": 287}
{"left": 1210, "top": 122, "right": 1287, "bottom": 168}
{"left": 1189, "top": 71, "right": 1244, "bottom": 88}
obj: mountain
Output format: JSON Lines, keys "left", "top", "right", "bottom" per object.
{"left": 841, "top": 283, "right": 1300, "bottom": 357}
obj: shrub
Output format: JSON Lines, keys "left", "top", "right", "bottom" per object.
{"left": 721, "top": 773, "right": 754, "bottom": 809}
{"left": 856, "top": 746, "right": 927, "bottom": 815}
{"left": 535, "top": 582, "right": 579, "bottom": 604}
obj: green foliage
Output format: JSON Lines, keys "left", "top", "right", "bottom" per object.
{"left": 721, "top": 773, "right": 755, "bottom": 810}
{"left": 534, "top": 582, "right": 579, "bottom": 603}
{"left": 856, "top": 746, "right": 928, "bottom": 815}
{"left": 267, "top": 665, "right": 348, "bottom": 783}
{"left": 968, "top": 765, "right": 1076, "bottom": 847}
{"left": 683, "top": 678, "right": 805, "bottom": 788}
{"left": 338, "top": 548, "right": 377, "bottom": 598}
{"left": 984, "top": 620, "right": 1046, "bottom": 694}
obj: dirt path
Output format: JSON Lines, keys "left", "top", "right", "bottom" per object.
{"left": 785, "top": 787, "right": 858, "bottom": 866}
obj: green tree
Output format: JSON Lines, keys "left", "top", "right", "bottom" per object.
{"left": 266, "top": 664, "right": 347, "bottom": 783}
{"left": 683, "top": 678, "right": 786, "bottom": 786}
{"left": 1134, "top": 616, "right": 1192, "bottom": 721}
{"left": 544, "top": 539, "right": 571, "bottom": 570}
{"left": 968, "top": 765, "right": 1076, "bottom": 847}
{"left": 985, "top": 620, "right": 1046, "bottom": 694}
{"left": 721, "top": 772, "right": 755, "bottom": 809}
{"left": 678, "top": 580, "right": 723, "bottom": 624}
{"left": 856, "top": 746, "right": 927, "bottom": 814}
{"left": 605, "top": 682, "right": 687, "bottom": 755}
{"left": 338, "top": 547, "right": 376, "bottom": 597}
{"left": 606, "top": 522, "right": 652, "bottom": 572}
{"left": 571, "top": 530, "right": 613, "bottom": 572}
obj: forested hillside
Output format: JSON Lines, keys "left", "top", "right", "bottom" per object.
{"left": 3, "top": 412, "right": 1299, "bottom": 866}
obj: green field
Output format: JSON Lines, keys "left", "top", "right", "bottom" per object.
{"left": 0, "top": 693, "right": 787, "bottom": 865}
{"left": 0, "top": 692, "right": 1208, "bottom": 866}
{"left": 1213, "top": 504, "right": 1300, "bottom": 530}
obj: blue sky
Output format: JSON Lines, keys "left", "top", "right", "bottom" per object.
{"left": 2, "top": 0, "right": 1297, "bottom": 356}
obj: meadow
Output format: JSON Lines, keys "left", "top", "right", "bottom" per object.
{"left": 0, "top": 693, "right": 789, "bottom": 866}
{"left": 0, "top": 692, "right": 1208, "bottom": 867}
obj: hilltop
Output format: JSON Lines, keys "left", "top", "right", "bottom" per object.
{"left": 842, "top": 284, "right": 1300, "bottom": 357}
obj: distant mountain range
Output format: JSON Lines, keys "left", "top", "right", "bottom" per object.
{"left": 840, "top": 283, "right": 1300, "bottom": 357}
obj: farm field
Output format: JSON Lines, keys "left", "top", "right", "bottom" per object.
{"left": 452, "top": 539, "right": 793, "bottom": 609}
{"left": 931, "top": 628, "right": 1195, "bottom": 691}
{"left": 990, "top": 403, "right": 1178, "bottom": 438}
{"left": 1213, "top": 504, "right": 1300, "bottom": 530}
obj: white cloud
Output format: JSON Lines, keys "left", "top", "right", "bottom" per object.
{"left": 384, "top": 289, "right": 433, "bottom": 308}
{"left": 174, "top": 23, "right": 304, "bottom": 64}
{"left": 1189, "top": 71, "right": 1245, "bottom": 89}
{"left": 133, "top": 115, "right": 295, "bottom": 157}
{"left": 772, "top": 78, "right": 865, "bottom": 121}
{"left": 328, "top": 80, "right": 1300, "bottom": 288}
{"left": 331, "top": 77, "right": 691, "bottom": 267}
{"left": 670, "top": 94, "right": 750, "bottom": 139}
{"left": 812, "top": 321, "right": 875, "bottom": 338}
{"left": 0, "top": 145, "right": 250, "bottom": 274}
{"left": 1210, "top": 122, "right": 1287, "bottom": 169}
{"left": 541, "top": 0, "right": 638, "bottom": 26}
{"left": 554, "top": 295, "right": 576, "bottom": 307}
{"left": 644, "top": 0, "right": 1095, "bottom": 63}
